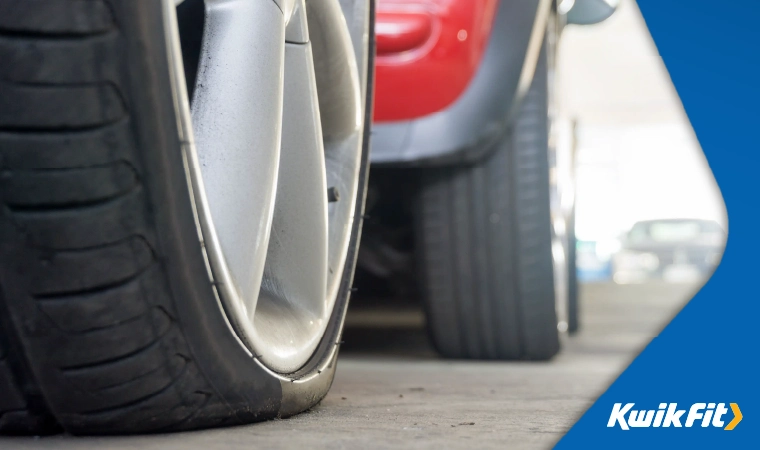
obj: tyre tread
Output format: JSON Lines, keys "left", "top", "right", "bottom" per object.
{"left": 0, "top": 0, "right": 220, "bottom": 435}
{"left": 417, "top": 44, "right": 559, "bottom": 360}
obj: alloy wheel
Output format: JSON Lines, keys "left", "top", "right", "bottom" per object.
{"left": 163, "top": 0, "right": 368, "bottom": 373}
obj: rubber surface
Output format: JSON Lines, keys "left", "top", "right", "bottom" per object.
{"left": 0, "top": 0, "right": 240, "bottom": 435}
{"left": 416, "top": 44, "right": 559, "bottom": 360}
{"left": 0, "top": 0, "right": 373, "bottom": 435}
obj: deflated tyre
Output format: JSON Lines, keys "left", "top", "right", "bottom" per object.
{"left": 0, "top": 0, "right": 374, "bottom": 434}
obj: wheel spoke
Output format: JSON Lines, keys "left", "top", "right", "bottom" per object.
{"left": 190, "top": 0, "right": 285, "bottom": 325}
{"left": 307, "top": 0, "right": 362, "bottom": 141}
{"left": 254, "top": 40, "right": 330, "bottom": 372}
{"left": 307, "top": 0, "right": 365, "bottom": 304}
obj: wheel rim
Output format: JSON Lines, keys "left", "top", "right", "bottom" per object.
{"left": 162, "top": 0, "right": 367, "bottom": 373}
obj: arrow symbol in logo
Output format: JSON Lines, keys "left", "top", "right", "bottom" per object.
{"left": 724, "top": 403, "right": 742, "bottom": 430}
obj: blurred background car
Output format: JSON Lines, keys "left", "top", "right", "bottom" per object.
{"left": 356, "top": 0, "right": 620, "bottom": 361}
{"left": 612, "top": 218, "right": 726, "bottom": 284}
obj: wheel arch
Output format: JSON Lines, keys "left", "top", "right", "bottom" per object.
{"left": 370, "top": 0, "right": 553, "bottom": 166}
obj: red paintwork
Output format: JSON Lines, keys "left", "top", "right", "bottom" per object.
{"left": 376, "top": 12, "right": 433, "bottom": 56}
{"left": 373, "top": 0, "right": 499, "bottom": 122}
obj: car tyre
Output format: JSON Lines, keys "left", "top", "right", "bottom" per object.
{"left": 0, "top": 0, "right": 374, "bottom": 435}
{"left": 415, "top": 42, "right": 559, "bottom": 360}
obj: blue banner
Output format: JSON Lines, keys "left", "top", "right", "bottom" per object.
{"left": 558, "top": 0, "right": 757, "bottom": 447}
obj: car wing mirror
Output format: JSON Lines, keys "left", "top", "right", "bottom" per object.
{"left": 562, "top": 0, "right": 620, "bottom": 25}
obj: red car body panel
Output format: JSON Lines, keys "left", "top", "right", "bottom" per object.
{"left": 373, "top": 0, "right": 500, "bottom": 122}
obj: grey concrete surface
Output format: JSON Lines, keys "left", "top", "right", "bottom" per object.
{"left": 1, "top": 281, "right": 701, "bottom": 449}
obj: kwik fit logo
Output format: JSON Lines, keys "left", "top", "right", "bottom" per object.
{"left": 608, "top": 403, "right": 742, "bottom": 430}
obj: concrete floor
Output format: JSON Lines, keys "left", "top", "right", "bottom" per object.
{"left": 1, "top": 282, "right": 701, "bottom": 449}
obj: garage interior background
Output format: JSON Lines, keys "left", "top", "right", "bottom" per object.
{"left": 558, "top": 0, "right": 726, "bottom": 282}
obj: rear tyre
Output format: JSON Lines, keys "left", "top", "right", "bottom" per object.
{"left": 416, "top": 44, "right": 559, "bottom": 360}
{"left": 0, "top": 0, "right": 373, "bottom": 435}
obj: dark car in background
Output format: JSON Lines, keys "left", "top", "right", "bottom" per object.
{"left": 613, "top": 219, "right": 726, "bottom": 284}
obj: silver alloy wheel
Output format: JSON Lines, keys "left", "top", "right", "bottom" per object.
{"left": 163, "top": 0, "right": 368, "bottom": 373}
